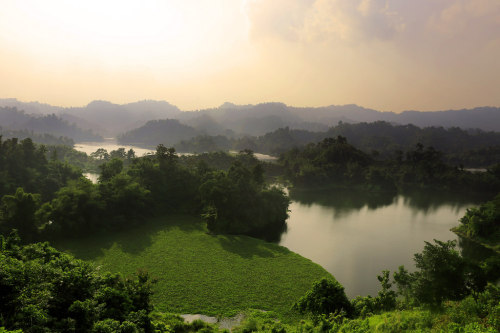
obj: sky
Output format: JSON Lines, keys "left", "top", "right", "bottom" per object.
{"left": 0, "top": 0, "right": 499, "bottom": 112}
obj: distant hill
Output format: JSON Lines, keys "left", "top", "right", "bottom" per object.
{"left": 0, "top": 99, "right": 181, "bottom": 136}
{"left": 65, "top": 100, "right": 182, "bottom": 136}
{"left": 173, "top": 122, "right": 500, "bottom": 167}
{"left": 0, "top": 107, "right": 102, "bottom": 142}
{"left": 1, "top": 99, "right": 499, "bottom": 137}
{"left": 180, "top": 103, "right": 500, "bottom": 134}
{"left": 0, "top": 129, "right": 74, "bottom": 146}
{"left": 0, "top": 98, "right": 64, "bottom": 114}
{"left": 118, "top": 119, "right": 199, "bottom": 147}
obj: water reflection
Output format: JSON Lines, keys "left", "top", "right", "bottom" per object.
{"left": 289, "top": 188, "right": 396, "bottom": 218}
{"left": 280, "top": 188, "right": 486, "bottom": 298}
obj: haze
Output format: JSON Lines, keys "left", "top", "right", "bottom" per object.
{"left": 1, "top": 0, "right": 499, "bottom": 111}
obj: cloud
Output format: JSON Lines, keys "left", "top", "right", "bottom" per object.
{"left": 244, "top": 0, "right": 314, "bottom": 41}
{"left": 427, "top": 0, "right": 500, "bottom": 43}
{"left": 245, "top": 0, "right": 500, "bottom": 47}
{"left": 241, "top": 0, "right": 500, "bottom": 111}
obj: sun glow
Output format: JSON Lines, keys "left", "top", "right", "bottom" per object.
{"left": 0, "top": 0, "right": 250, "bottom": 72}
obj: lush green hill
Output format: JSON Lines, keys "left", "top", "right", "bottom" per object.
{"left": 54, "top": 214, "right": 331, "bottom": 318}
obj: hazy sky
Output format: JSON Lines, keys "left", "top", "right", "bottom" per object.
{"left": 1, "top": 0, "right": 499, "bottom": 111}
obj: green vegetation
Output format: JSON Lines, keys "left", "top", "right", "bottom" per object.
{"left": 1, "top": 134, "right": 499, "bottom": 332}
{"left": 293, "top": 278, "right": 353, "bottom": 317}
{"left": 149, "top": 121, "right": 500, "bottom": 168}
{"left": 454, "top": 193, "right": 500, "bottom": 253}
{"left": 0, "top": 231, "right": 156, "bottom": 332}
{"left": 200, "top": 161, "right": 289, "bottom": 241}
{"left": 279, "top": 137, "right": 500, "bottom": 193}
{"left": 0, "top": 139, "right": 289, "bottom": 243}
{"left": 54, "top": 214, "right": 331, "bottom": 318}
{"left": 0, "top": 137, "right": 81, "bottom": 202}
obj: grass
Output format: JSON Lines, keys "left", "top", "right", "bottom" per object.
{"left": 54, "top": 214, "right": 332, "bottom": 318}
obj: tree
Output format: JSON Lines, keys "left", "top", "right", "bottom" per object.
{"left": 294, "top": 278, "right": 353, "bottom": 317}
{"left": 90, "top": 148, "right": 109, "bottom": 161}
{"left": 99, "top": 159, "right": 123, "bottom": 183}
{"left": 199, "top": 162, "right": 289, "bottom": 240}
{"left": 0, "top": 188, "right": 41, "bottom": 241}
{"left": 393, "top": 240, "right": 487, "bottom": 306}
{"left": 0, "top": 234, "right": 155, "bottom": 332}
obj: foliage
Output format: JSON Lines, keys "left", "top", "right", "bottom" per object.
{"left": 0, "top": 188, "right": 41, "bottom": 241}
{"left": 351, "top": 271, "right": 397, "bottom": 318}
{"left": 280, "top": 136, "right": 500, "bottom": 193}
{"left": 159, "top": 121, "right": 500, "bottom": 168}
{"left": 456, "top": 193, "right": 500, "bottom": 252}
{"left": 393, "top": 240, "right": 487, "bottom": 306}
{"left": 279, "top": 136, "right": 374, "bottom": 188}
{"left": 199, "top": 161, "right": 289, "bottom": 241}
{"left": 293, "top": 278, "right": 353, "bottom": 317}
{"left": 0, "top": 231, "right": 155, "bottom": 332}
{"left": 150, "top": 312, "right": 219, "bottom": 333}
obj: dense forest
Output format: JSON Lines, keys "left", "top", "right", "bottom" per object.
{"left": 0, "top": 137, "right": 289, "bottom": 242}
{"left": 1, "top": 134, "right": 499, "bottom": 332}
{"left": 279, "top": 136, "right": 500, "bottom": 194}
{"left": 171, "top": 122, "right": 500, "bottom": 168}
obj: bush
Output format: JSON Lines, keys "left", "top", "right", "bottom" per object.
{"left": 293, "top": 278, "right": 353, "bottom": 317}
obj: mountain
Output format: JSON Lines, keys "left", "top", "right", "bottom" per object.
{"left": 0, "top": 99, "right": 181, "bottom": 136}
{"left": 0, "top": 98, "right": 64, "bottom": 114}
{"left": 1, "top": 99, "right": 499, "bottom": 137}
{"left": 65, "top": 100, "right": 182, "bottom": 136}
{"left": 394, "top": 107, "right": 500, "bottom": 131}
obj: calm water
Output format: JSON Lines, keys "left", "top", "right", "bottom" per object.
{"left": 75, "top": 140, "right": 489, "bottom": 297}
{"left": 74, "top": 140, "right": 276, "bottom": 160}
{"left": 279, "top": 189, "right": 488, "bottom": 297}
{"left": 74, "top": 138, "right": 156, "bottom": 157}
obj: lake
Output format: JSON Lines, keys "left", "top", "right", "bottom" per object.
{"left": 74, "top": 140, "right": 490, "bottom": 298}
{"left": 279, "top": 188, "right": 489, "bottom": 298}
{"left": 74, "top": 138, "right": 156, "bottom": 157}
{"left": 74, "top": 140, "right": 277, "bottom": 161}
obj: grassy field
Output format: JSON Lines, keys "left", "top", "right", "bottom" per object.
{"left": 54, "top": 215, "right": 332, "bottom": 318}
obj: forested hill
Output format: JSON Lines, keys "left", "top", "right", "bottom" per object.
{"left": 0, "top": 99, "right": 181, "bottom": 136}
{"left": 172, "top": 122, "right": 500, "bottom": 168}
{"left": 118, "top": 119, "right": 199, "bottom": 147}
{"left": 0, "top": 107, "right": 102, "bottom": 142}
{"left": 2, "top": 99, "right": 500, "bottom": 137}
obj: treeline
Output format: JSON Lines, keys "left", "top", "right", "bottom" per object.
{"left": 0, "top": 129, "right": 74, "bottom": 146}
{"left": 173, "top": 122, "right": 500, "bottom": 168}
{"left": 0, "top": 138, "right": 289, "bottom": 243}
{"left": 0, "top": 137, "right": 81, "bottom": 202}
{"left": 0, "top": 107, "right": 103, "bottom": 142}
{"left": 279, "top": 136, "right": 500, "bottom": 193}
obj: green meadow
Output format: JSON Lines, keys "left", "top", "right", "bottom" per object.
{"left": 54, "top": 215, "right": 332, "bottom": 318}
